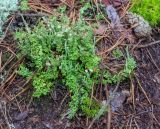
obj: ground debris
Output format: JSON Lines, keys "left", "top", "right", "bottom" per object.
{"left": 14, "top": 110, "right": 29, "bottom": 121}
{"left": 110, "top": 90, "right": 130, "bottom": 112}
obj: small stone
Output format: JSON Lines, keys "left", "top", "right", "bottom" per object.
{"left": 110, "top": 91, "right": 128, "bottom": 111}
{"left": 125, "top": 12, "right": 152, "bottom": 38}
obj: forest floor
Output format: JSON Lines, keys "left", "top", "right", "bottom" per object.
{"left": 0, "top": 0, "right": 160, "bottom": 129}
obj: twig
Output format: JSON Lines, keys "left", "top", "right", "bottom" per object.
{"left": 147, "top": 49, "right": 160, "bottom": 72}
{"left": 17, "top": 12, "right": 49, "bottom": 17}
{"left": 123, "top": 40, "right": 160, "bottom": 48}
{"left": 0, "top": 44, "right": 16, "bottom": 56}
{"left": 130, "top": 75, "right": 135, "bottom": 110}
{"left": 87, "top": 83, "right": 120, "bottom": 129}
{"left": 1, "top": 54, "right": 15, "bottom": 72}
{"left": 134, "top": 118, "right": 140, "bottom": 129}
{"left": 134, "top": 74, "right": 152, "bottom": 105}
{"left": 10, "top": 79, "right": 31, "bottom": 101}
{"left": 97, "top": 35, "right": 125, "bottom": 55}
{"left": 136, "top": 40, "right": 160, "bottom": 48}
{"left": 0, "top": 15, "right": 15, "bottom": 43}
{"left": 107, "top": 106, "right": 111, "bottom": 129}
{"left": 0, "top": 52, "right": 2, "bottom": 71}
{"left": 29, "top": 4, "right": 54, "bottom": 15}
{"left": 58, "top": 92, "right": 69, "bottom": 111}
{"left": 0, "top": 100, "right": 14, "bottom": 129}
{"left": 129, "top": 116, "right": 133, "bottom": 129}
{"left": 151, "top": 105, "right": 160, "bottom": 127}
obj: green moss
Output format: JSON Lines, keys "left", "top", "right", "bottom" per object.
{"left": 20, "top": 0, "right": 30, "bottom": 10}
{"left": 131, "top": 0, "right": 160, "bottom": 26}
{"left": 81, "top": 98, "right": 100, "bottom": 117}
{"left": 80, "top": 2, "right": 105, "bottom": 20}
{"left": 15, "top": 15, "right": 100, "bottom": 118}
{"left": 112, "top": 48, "right": 123, "bottom": 59}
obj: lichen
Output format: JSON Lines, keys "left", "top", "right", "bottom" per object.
{"left": 0, "top": 0, "right": 19, "bottom": 36}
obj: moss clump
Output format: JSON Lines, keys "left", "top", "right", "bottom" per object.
{"left": 15, "top": 15, "right": 100, "bottom": 118}
{"left": 15, "top": 14, "right": 136, "bottom": 119}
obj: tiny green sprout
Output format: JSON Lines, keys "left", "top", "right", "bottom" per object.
{"left": 112, "top": 48, "right": 123, "bottom": 59}
{"left": 81, "top": 98, "right": 100, "bottom": 117}
{"left": 17, "top": 65, "right": 32, "bottom": 77}
{"left": 57, "top": 5, "right": 67, "bottom": 13}
{"left": 103, "top": 50, "right": 136, "bottom": 85}
{"left": 80, "top": 2, "right": 92, "bottom": 16}
{"left": 80, "top": 2, "right": 106, "bottom": 19}
{"left": 20, "top": 0, "right": 30, "bottom": 11}
{"left": 96, "top": 13, "right": 105, "bottom": 20}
